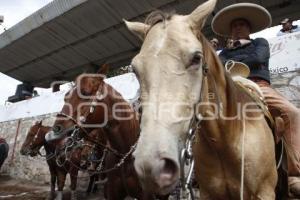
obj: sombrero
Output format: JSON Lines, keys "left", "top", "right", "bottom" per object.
{"left": 225, "top": 60, "right": 250, "bottom": 78}
{"left": 211, "top": 3, "right": 272, "bottom": 37}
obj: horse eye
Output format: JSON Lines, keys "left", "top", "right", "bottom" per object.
{"left": 190, "top": 52, "right": 202, "bottom": 67}
{"left": 53, "top": 125, "right": 62, "bottom": 133}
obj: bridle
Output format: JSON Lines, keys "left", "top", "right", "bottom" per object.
{"left": 52, "top": 84, "right": 139, "bottom": 171}
{"left": 178, "top": 62, "right": 209, "bottom": 199}
{"left": 27, "top": 126, "right": 44, "bottom": 156}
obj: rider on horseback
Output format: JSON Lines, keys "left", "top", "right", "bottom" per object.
{"left": 211, "top": 3, "right": 300, "bottom": 198}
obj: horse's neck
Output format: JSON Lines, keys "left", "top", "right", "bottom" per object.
{"left": 205, "top": 76, "right": 240, "bottom": 140}
{"left": 200, "top": 41, "right": 240, "bottom": 143}
{"left": 104, "top": 86, "right": 139, "bottom": 153}
{"left": 42, "top": 127, "right": 56, "bottom": 154}
{"left": 44, "top": 141, "right": 56, "bottom": 156}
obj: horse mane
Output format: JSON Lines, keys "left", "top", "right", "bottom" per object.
{"left": 145, "top": 10, "right": 174, "bottom": 26}
{"left": 197, "top": 33, "right": 241, "bottom": 135}
{"left": 144, "top": 10, "right": 175, "bottom": 35}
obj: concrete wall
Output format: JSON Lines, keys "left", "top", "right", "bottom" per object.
{"left": 0, "top": 114, "right": 56, "bottom": 184}
{"left": 271, "top": 70, "right": 300, "bottom": 108}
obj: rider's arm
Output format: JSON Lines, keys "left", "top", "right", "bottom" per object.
{"left": 240, "top": 38, "right": 270, "bottom": 67}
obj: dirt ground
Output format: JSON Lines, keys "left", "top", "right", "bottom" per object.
{"left": 0, "top": 174, "right": 199, "bottom": 200}
{"left": 0, "top": 174, "right": 105, "bottom": 200}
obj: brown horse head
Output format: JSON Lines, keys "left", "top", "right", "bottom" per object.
{"left": 20, "top": 121, "right": 51, "bottom": 156}
{"left": 47, "top": 65, "right": 110, "bottom": 142}
{"left": 77, "top": 64, "right": 109, "bottom": 96}
{"left": 45, "top": 66, "right": 112, "bottom": 160}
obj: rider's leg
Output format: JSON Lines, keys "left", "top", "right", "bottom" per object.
{"left": 260, "top": 86, "right": 300, "bottom": 197}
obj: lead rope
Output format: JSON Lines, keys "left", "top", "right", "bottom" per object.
{"left": 240, "top": 117, "right": 246, "bottom": 200}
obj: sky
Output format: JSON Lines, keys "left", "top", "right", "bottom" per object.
{"left": 0, "top": 0, "right": 54, "bottom": 105}
{"left": 0, "top": 1, "right": 299, "bottom": 105}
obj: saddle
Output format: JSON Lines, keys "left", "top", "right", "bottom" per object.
{"left": 226, "top": 61, "right": 285, "bottom": 138}
{"left": 235, "top": 78, "right": 287, "bottom": 140}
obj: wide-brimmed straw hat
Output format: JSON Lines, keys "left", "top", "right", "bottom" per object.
{"left": 211, "top": 3, "right": 272, "bottom": 37}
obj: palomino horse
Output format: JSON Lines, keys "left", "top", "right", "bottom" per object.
{"left": 125, "top": 0, "right": 277, "bottom": 199}
{"left": 46, "top": 67, "right": 155, "bottom": 200}
{"left": 20, "top": 121, "right": 84, "bottom": 200}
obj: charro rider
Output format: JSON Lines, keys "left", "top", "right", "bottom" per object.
{"left": 211, "top": 3, "right": 300, "bottom": 197}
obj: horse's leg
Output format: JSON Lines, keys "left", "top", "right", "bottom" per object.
{"left": 70, "top": 169, "right": 78, "bottom": 200}
{"left": 55, "top": 170, "right": 66, "bottom": 200}
{"left": 47, "top": 167, "right": 57, "bottom": 200}
{"left": 86, "top": 174, "right": 95, "bottom": 194}
{"left": 92, "top": 174, "right": 99, "bottom": 193}
{"left": 106, "top": 176, "right": 126, "bottom": 200}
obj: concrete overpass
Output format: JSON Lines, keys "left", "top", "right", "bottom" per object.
{"left": 0, "top": 0, "right": 299, "bottom": 88}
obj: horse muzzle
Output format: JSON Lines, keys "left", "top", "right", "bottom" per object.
{"left": 20, "top": 148, "right": 30, "bottom": 156}
{"left": 134, "top": 155, "right": 180, "bottom": 195}
{"left": 20, "top": 147, "right": 38, "bottom": 157}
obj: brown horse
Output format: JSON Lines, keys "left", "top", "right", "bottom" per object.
{"left": 46, "top": 66, "right": 168, "bottom": 199}
{"left": 125, "top": 0, "right": 277, "bottom": 199}
{"left": 80, "top": 128, "right": 108, "bottom": 194}
{"left": 20, "top": 121, "right": 83, "bottom": 200}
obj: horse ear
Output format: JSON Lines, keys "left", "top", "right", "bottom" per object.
{"left": 124, "top": 19, "right": 150, "bottom": 40}
{"left": 97, "top": 64, "right": 109, "bottom": 76}
{"left": 34, "top": 120, "right": 42, "bottom": 126}
{"left": 188, "top": 0, "right": 217, "bottom": 30}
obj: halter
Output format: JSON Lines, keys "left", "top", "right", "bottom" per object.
{"left": 54, "top": 112, "right": 124, "bottom": 157}
{"left": 27, "top": 126, "right": 44, "bottom": 156}
{"left": 51, "top": 84, "right": 139, "bottom": 171}
{"left": 179, "top": 62, "right": 208, "bottom": 199}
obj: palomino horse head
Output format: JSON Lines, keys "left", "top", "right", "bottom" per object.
{"left": 20, "top": 121, "right": 51, "bottom": 156}
{"left": 125, "top": 0, "right": 217, "bottom": 194}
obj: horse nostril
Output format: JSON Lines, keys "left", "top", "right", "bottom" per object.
{"left": 157, "top": 158, "right": 179, "bottom": 187}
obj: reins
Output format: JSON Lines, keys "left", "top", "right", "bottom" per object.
{"left": 55, "top": 113, "right": 124, "bottom": 158}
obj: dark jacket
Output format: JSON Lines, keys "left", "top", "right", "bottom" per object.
{"left": 219, "top": 38, "right": 270, "bottom": 83}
